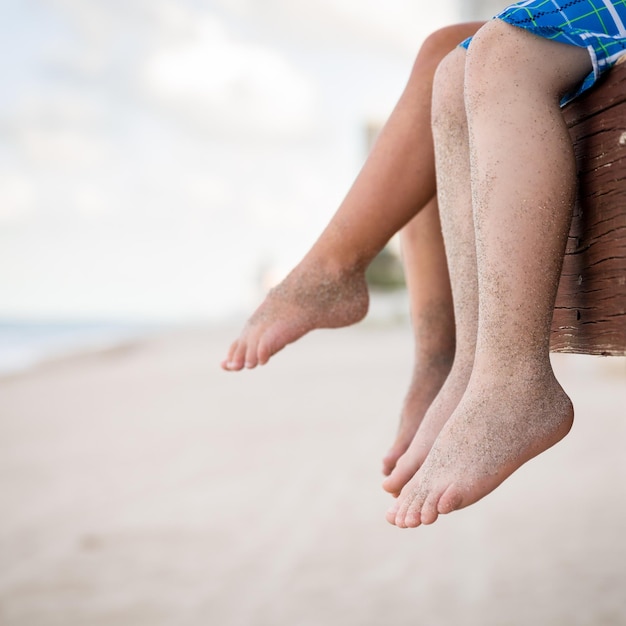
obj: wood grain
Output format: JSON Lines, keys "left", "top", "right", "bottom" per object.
{"left": 551, "top": 61, "right": 626, "bottom": 355}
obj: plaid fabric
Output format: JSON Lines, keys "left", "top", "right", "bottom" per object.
{"left": 460, "top": 0, "right": 626, "bottom": 104}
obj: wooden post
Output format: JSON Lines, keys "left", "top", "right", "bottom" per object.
{"left": 551, "top": 59, "right": 626, "bottom": 356}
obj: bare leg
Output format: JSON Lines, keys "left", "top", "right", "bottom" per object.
{"left": 383, "top": 46, "right": 478, "bottom": 494}
{"left": 222, "top": 23, "right": 483, "bottom": 371}
{"left": 382, "top": 196, "right": 456, "bottom": 476}
{"left": 388, "top": 22, "right": 593, "bottom": 528}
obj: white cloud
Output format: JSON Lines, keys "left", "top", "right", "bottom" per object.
{"left": 143, "top": 15, "right": 316, "bottom": 137}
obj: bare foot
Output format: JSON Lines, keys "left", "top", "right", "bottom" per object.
{"left": 382, "top": 354, "right": 453, "bottom": 477}
{"left": 222, "top": 261, "right": 369, "bottom": 371}
{"left": 382, "top": 360, "right": 471, "bottom": 493}
{"left": 386, "top": 368, "right": 574, "bottom": 528}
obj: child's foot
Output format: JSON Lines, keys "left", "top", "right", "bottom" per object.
{"left": 382, "top": 360, "right": 472, "bottom": 493}
{"left": 386, "top": 369, "right": 573, "bottom": 528}
{"left": 222, "top": 261, "right": 369, "bottom": 370}
{"left": 382, "top": 355, "right": 453, "bottom": 476}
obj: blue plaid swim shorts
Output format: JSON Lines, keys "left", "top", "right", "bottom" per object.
{"left": 460, "top": 0, "right": 626, "bottom": 104}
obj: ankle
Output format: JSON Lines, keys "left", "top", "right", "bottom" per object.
{"left": 413, "top": 349, "right": 455, "bottom": 376}
{"left": 299, "top": 247, "right": 368, "bottom": 281}
{"left": 411, "top": 307, "right": 456, "bottom": 365}
{"left": 472, "top": 349, "right": 554, "bottom": 380}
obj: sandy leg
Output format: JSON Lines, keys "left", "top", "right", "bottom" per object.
{"left": 383, "top": 46, "right": 478, "bottom": 492}
{"left": 383, "top": 358, "right": 473, "bottom": 494}
{"left": 382, "top": 351, "right": 453, "bottom": 477}
{"left": 387, "top": 22, "right": 593, "bottom": 527}
{"left": 222, "top": 24, "right": 483, "bottom": 372}
{"left": 383, "top": 197, "right": 455, "bottom": 475}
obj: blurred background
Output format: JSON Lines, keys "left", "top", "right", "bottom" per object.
{"left": 0, "top": 0, "right": 502, "bottom": 371}
{"left": 1, "top": 2, "right": 624, "bottom": 625}
{"left": 0, "top": 0, "right": 509, "bottom": 372}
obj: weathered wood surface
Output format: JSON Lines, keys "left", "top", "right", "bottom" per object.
{"left": 551, "top": 60, "right": 626, "bottom": 355}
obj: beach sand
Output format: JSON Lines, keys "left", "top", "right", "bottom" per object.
{"left": 0, "top": 322, "right": 624, "bottom": 626}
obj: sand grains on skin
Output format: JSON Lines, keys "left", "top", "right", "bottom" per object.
{"left": 382, "top": 354, "right": 453, "bottom": 477}
{"left": 387, "top": 372, "right": 574, "bottom": 528}
{"left": 382, "top": 359, "right": 473, "bottom": 495}
{"left": 222, "top": 265, "right": 370, "bottom": 371}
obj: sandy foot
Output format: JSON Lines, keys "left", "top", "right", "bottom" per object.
{"left": 382, "top": 355, "right": 452, "bottom": 477}
{"left": 382, "top": 361, "right": 471, "bottom": 493}
{"left": 222, "top": 263, "right": 369, "bottom": 371}
{"left": 386, "top": 369, "right": 574, "bottom": 528}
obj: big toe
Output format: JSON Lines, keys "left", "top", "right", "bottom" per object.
{"left": 382, "top": 441, "right": 410, "bottom": 476}
{"left": 385, "top": 501, "right": 400, "bottom": 526}
{"left": 382, "top": 452, "right": 423, "bottom": 495}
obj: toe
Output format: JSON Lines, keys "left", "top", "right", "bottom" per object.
{"left": 244, "top": 340, "right": 259, "bottom": 369}
{"left": 385, "top": 501, "right": 400, "bottom": 526}
{"left": 392, "top": 490, "right": 412, "bottom": 529}
{"left": 404, "top": 505, "right": 422, "bottom": 528}
{"left": 381, "top": 452, "right": 398, "bottom": 477}
{"left": 394, "top": 500, "right": 410, "bottom": 529}
{"left": 381, "top": 439, "right": 411, "bottom": 476}
{"left": 394, "top": 507, "right": 409, "bottom": 528}
{"left": 401, "top": 492, "right": 425, "bottom": 528}
{"left": 256, "top": 336, "right": 273, "bottom": 366}
{"left": 437, "top": 484, "right": 464, "bottom": 515}
{"left": 419, "top": 492, "right": 441, "bottom": 525}
{"left": 382, "top": 464, "right": 406, "bottom": 495}
{"left": 395, "top": 473, "right": 428, "bottom": 528}
{"left": 223, "top": 340, "right": 245, "bottom": 371}
{"left": 382, "top": 453, "right": 420, "bottom": 495}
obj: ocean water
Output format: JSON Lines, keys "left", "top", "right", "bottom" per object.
{"left": 0, "top": 320, "right": 162, "bottom": 376}
{"left": 0, "top": 290, "right": 411, "bottom": 377}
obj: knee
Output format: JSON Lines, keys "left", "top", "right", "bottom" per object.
{"left": 413, "top": 23, "right": 477, "bottom": 72}
{"left": 420, "top": 24, "right": 470, "bottom": 62}
{"left": 464, "top": 20, "right": 525, "bottom": 106}
{"left": 465, "top": 19, "right": 592, "bottom": 106}
{"left": 402, "top": 23, "right": 481, "bottom": 109}
{"left": 431, "top": 48, "right": 466, "bottom": 134}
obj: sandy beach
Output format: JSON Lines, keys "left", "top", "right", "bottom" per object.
{"left": 0, "top": 321, "right": 625, "bottom": 626}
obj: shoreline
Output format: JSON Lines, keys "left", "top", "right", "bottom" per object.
{"left": 0, "top": 291, "right": 412, "bottom": 379}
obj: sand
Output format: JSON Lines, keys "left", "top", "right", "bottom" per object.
{"left": 0, "top": 322, "right": 625, "bottom": 626}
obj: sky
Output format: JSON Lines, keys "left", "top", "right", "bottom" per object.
{"left": 0, "top": 0, "right": 466, "bottom": 322}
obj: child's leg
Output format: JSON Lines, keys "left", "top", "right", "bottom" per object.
{"left": 389, "top": 21, "right": 593, "bottom": 528}
{"left": 383, "top": 45, "right": 479, "bottom": 493}
{"left": 222, "top": 23, "right": 484, "bottom": 371}
{"left": 382, "top": 196, "right": 456, "bottom": 476}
